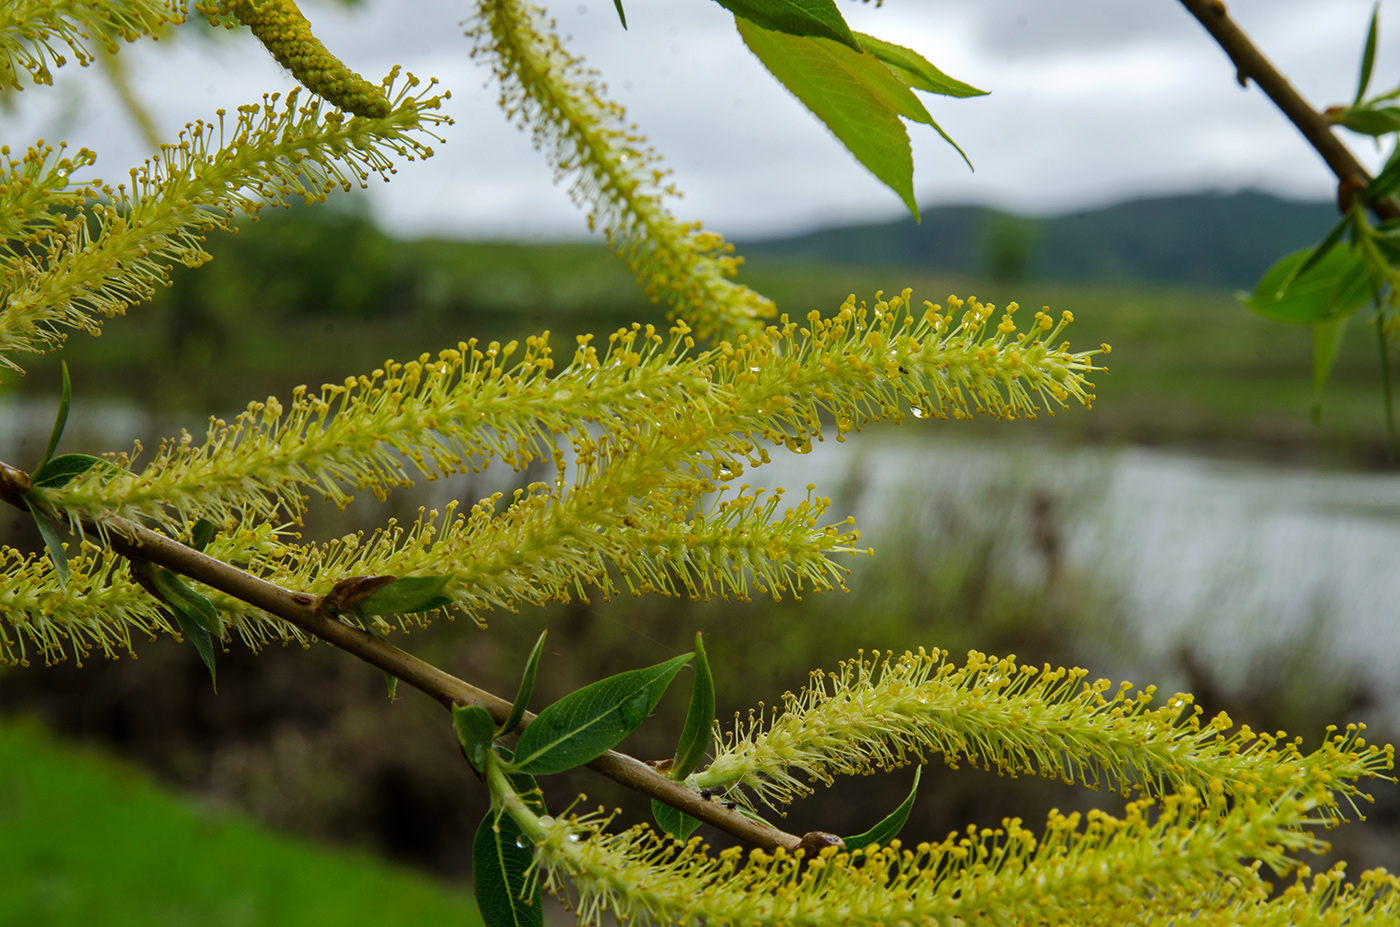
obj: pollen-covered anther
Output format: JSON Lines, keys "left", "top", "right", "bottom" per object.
{"left": 213, "top": 0, "right": 392, "bottom": 117}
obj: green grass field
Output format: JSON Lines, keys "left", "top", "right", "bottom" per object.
{"left": 0, "top": 717, "right": 482, "bottom": 927}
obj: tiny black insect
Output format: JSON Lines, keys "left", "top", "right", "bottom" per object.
{"left": 722, "top": 800, "right": 738, "bottom": 810}
{"left": 699, "top": 788, "right": 717, "bottom": 801}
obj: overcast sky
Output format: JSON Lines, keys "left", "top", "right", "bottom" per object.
{"left": 4, "top": 0, "right": 1397, "bottom": 239}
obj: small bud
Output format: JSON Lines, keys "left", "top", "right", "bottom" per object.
{"left": 322, "top": 574, "right": 397, "bottom": 614}
{"left": 794, "top": 831, "right": 844, "bottom": 860}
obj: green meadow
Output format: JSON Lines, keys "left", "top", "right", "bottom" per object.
{"left": 0, "top": 717, "right": 482, "bottom": 927}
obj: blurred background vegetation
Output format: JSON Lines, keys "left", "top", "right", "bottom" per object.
{"left": 3, "top": 191, "right": 1398, "bottom": 921}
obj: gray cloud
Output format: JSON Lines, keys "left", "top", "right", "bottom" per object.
{"left": 966, "top": 0, "right": 1193, "bottom": 57}
{"left": 2, "top": 0, "right": 1394, "bottom": 238}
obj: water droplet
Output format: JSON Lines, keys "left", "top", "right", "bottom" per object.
{"left": 566, "top": 833, "right": 581, "bottom": 843}
{"left": 912, "top": 407, "right": 926, "bottom": 419}
{"left": 515, "top": 834, "right": 532, "bottom": 849}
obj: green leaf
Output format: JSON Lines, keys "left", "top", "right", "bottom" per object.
{"left": 473, "top": 809, "right": 542, "bottom": 927}
{"left": 853, "top": 32, "right": 987, "bottom": 98}
{"left": 190, "top": 517, "right": 216, "bottom": 553}
{"left": 1241, "top": 246, "right": 1372, "bottom": 324}
{"left": 147, "top": 568, "right": 222, "bottom": 638}
{"left": 1286, "top": 214, "right": 1351, "bottom": 286}
{"left": 322, "top": 574, "right": 397, "bottom": 614}
{"left": 353, "top": 574, "right": 452, "bottom": 615}
{"left": 510, "top": 653, "right": 693, "bottom": 775}
{"left": 38, "top": 361, "right": 72, "bottom": 471}
{"left": 738, "top": 19, "right": 935, "bottom": 218}
{"left": 843, "top": 766, "right": 921, "bottom": 853}
{"left": 502, "top": 631, "right": 547, "bottom": 737}
{"left": 1378, "top": 324, "right": 1398, "bottom": 462}
{"left": 143, "top": 565, "right": 222, "bottom": 690}
{"left": 1371, "top": 220, "right": 1400, "bottom": 263}
{"left": 1357, "top": 4, "right": 1381, "bottom": 105}
{"left": 1366, "top": 151, "right": 1400, "bottom": 200}
{"left": 715, "top": 0, "right": 859, "bottom": 51}
{"left": 651, "top": 799, "right": 701, "bottom": 841}
{"left": 25, "top": 500, "right": 69, "bottom": 590}
{"left": 1311, "top": 315, "right": 1354, "bottom": 426}
{"left": 169, "top": 600, "right": 218, "bottom": 691}
{"left": 453, "top": 704, "right": 497, "bottom": 775}
{"left": 1334, "top": 104, "right": 1400, "bottom": 137}
{"left": 671, "top": 633, "right": 714, "bottom": 780}
{"left": 612, "top": 0, "right": 626, "bottom": 28}
{"left": 31, "top": 453, "right": 110, "bottom": 489}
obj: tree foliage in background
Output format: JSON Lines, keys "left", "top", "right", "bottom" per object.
{"left": 1238, "top": 3, "right": 1400, "bottom": 453}
{"left": 0, "top": 2, "right": 1396, "bottom": 926}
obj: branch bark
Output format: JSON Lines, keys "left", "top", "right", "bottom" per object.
{"left": 0, "top": 460, "right": 801, "bottom": 851}
{"left": 1178, "top": 0, "right": 1400, "bottom": 222}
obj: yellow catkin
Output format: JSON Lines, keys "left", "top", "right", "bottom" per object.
{"left": 1, "top": 0, "right": 183, "bottom": 89}
{"left": 205, "top": 0, "right": 390, "bottom": 117}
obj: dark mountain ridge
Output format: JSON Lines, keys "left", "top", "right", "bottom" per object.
{"left": 741, "top": 190, "right": 1341, "bottom": 290}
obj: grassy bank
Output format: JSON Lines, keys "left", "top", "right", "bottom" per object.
{"left": 0, "top": 717, "right": 482, "bottom": 926}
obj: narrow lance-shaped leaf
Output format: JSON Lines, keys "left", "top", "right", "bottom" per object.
{"left": 1282, "top": 213, "right": 1351, "bottom": 291}
{"left": 502, "top": 631, "right": 548, "bottom": 737}
{"left": 1241, "top": 246, "right": 1371, "bottom": 324}
{"left": 1333, "top": 105, "right": 1400, "bottom": 137}
{"left": 475, "top": 749, "right": 545, "bottom": 927}
{"left": 1311, "top": 315, "right": 1353, "bottom": 425}
{"left": 854, "top": 32, "right": 987, "bottom": 98}
{"left": 1366, "top": 148, "right": 1400, "bottom": 200}
{"left": 454, "top": 704, "right": 498, "bottom": 776}
{"left": 168, "top": 606, "right": 218, "bottom": 691}
{"left": 612, "top": 0, "right": 626, "bottom": 28}
{"left": 651, "top": 799, "right": 702, "bottom": 842}
{"left": 1357, "top": 3, "right": 1381, "bottom": 105}
{"left": 473, "top": 808, "right": 542, "bottom": 927}
{"left": 1370, "top": 219, "right": 1400, "bottom": 263}
{"left": 130, "top": 561, "right": 220, "bottom": 690}
{"left": 25, "top": 500, "right": 70, "bottom": 590}
{"left": 190, "top": 517, "right": 216, "bottom": 553}
{"left": 510, "top": 653, "right": 693, "bottom": 775}
{"left": 652, "top": 633, "right": 714, "bottom": 840}
{"left": 147, "top": 565, "right": 222, "bottom": 690}
{"left": 1379, "top": 322, "right": 1398, "bottom": 461}
{"left": 322, "top": 574, "right": 397, "bottom": 615}
{"left": 672, "top": 632, "right": 714, "bottom": 778}
{"left": 38, "top": 361, "right": 72, "bottom": 471}
{"left": 353, "top": 574, "right": 452, "bottom": 616}
{"left": 147, "top": 567, "right": 222, "bottom": 639}
{"left": 843, "top": 766, "right": 922, "bottom": 852}
{"left": 714, "top": 0, "right": 860, "bottom": 51}
{"left": 31, "top": 454, "right": 110, "bottom": 489}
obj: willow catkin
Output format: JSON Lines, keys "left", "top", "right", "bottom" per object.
{"left": 206, "top": 0, "right": 390, "bottom": 117}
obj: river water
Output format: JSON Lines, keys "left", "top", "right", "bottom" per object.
{"left": 754, "top": 432, "right": 1400, "bottom": 725}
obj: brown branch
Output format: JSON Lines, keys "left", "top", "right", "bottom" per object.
{"left": 0, "top": 460, "right": 800, "bottom": 851}
{"left": 1179, "top": 0, "right": 1400, "bottom": 222}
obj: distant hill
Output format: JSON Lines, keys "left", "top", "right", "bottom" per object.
{"left": 741, "top": 191, "right": 1340, "bottom": 290}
